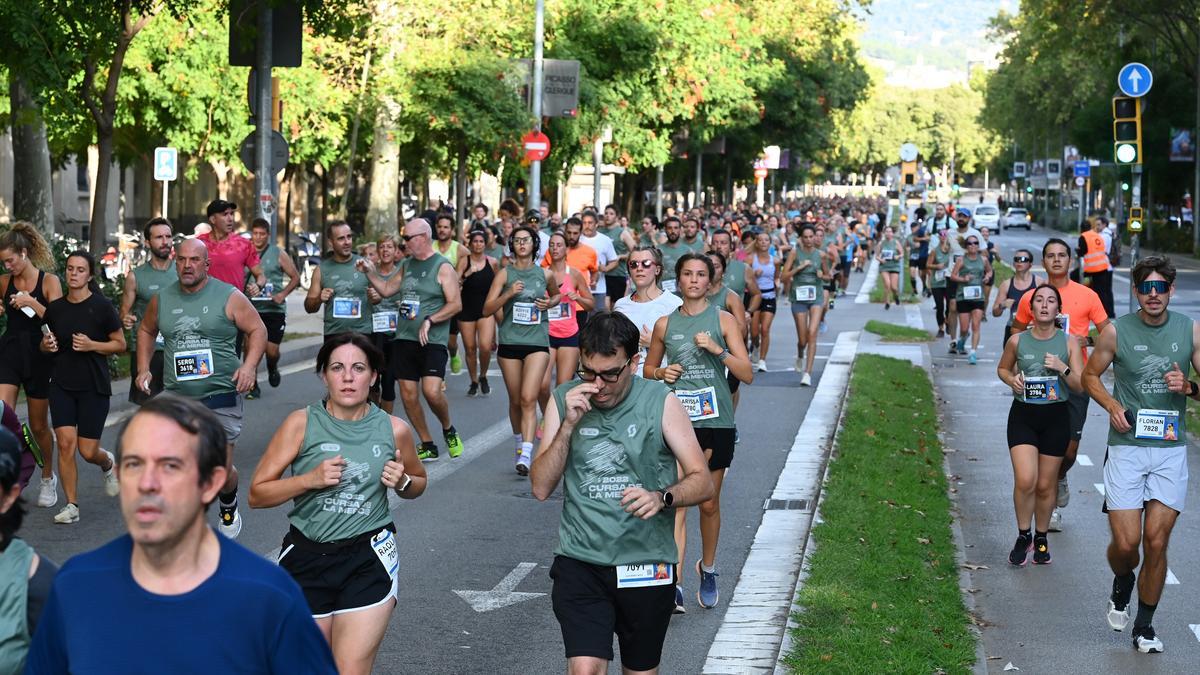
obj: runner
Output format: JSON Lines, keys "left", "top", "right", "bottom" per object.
{"left": 245, "top": 219, "right": 300, "bottom": 399}
{"left": 579, "top": 210, "right": 618, "bottom": 312}
{"left": 781, "top": 225, "right": 828, "bottom": 385}
{"left": 39, "top": 251, "right": 125, "bottom": 524}
{"left": 434, "top": 214, "right": 465, "bottom": 375}
{"left": 304, "top": 221, "right": 377, "bottom": 341}
{"left": 600, "top": 205, "right": 637, "bottom": 309}
{"left": 0, "top": 222, "right": 62, "bottom": 509}
{"left": 555, "top": 218, "right": 599, "bottom": 327}
{"left": 927, "top": 233, "right": 953, "bottom": 339}
{"left": 681, "top": 217, "right": 706, "bottom": 252}
{"left": 639, "top": 215, "right": 663, "bottom": 248}
{"left": 996, "top": 284, "right": 1084, "bottom": 566}
{"left": 25, "top": 394, "right": 337, "bottom": 673}
{"left": 366, "top": 234, "right": 404, "bottom": 413}
{"left": 120, "top": 217, "right": 175, "bottom": 405}
{"left": 992, "top": 248, "right": 1040, "bottom": 347}
{"left": 658, "top": 217, "right": 691, "bottom": 295}
{"left": 484, "top": 225, "right": 560, "bottom": 475}
{"left": 705, "top": 251, "right": 750, "bottom": 445}
{"left": 455, "top": 229, "right": 498, "bottom": 397}
{"left": 1083, "top": 256, "right": 1197, "bottom": 653}
{"left": 250, "top": 333, "right": 426, "bottom": 674}
{"left": 645, "top": 253, "right": 753, "bottom": 612}
{"left": 748, "top": 231, "right": 778, "bottom": 372}
{"left": 539, "top": 231, "right": 593, "bottom": 427}
{"left": 949, "top": 234, "right": 991, "bottom": 364}
{"left": 1012, "top": 238, "right": 1109, "bottom": 531}
{"left": 944, "top": 209, "right": 981, "bottom": 352}
{"left": 875, "top": 225, "right": 904, "bottom": 310}
{"left": 614, "top": 246, "right": 683, "bottom": 377}
{"left": 709, "top": 229, "right": 761, "bottom": 321}
{"left": 529, "top": 311, "right": 714, "bottom": 674}
{"left": 359, "top": 218, "right": 465, "bottom": 461}
{"left": 907, "top": 219, "right": 929, "bottom": 296}
{"left": 198, "top": 199, "right": 267, "bottom": 297}
{"left": 135, "top": 239, "right": 267, "bottom": 538}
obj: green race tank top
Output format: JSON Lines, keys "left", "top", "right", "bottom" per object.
{"left": 498, "top": 264, "right": 550, "bottom": 347}
{"left": 131, "top": 260, "right": 175, "bottom": 353}
{"left": 1109, "top": 311, "right": 1194, "bottom": 447}
{"left": 1014, "top": 329, "right": 1069, "bottom": 404}
{"left": 158, "top": 278, "right": 238, "bottom": 399}
{"left": 394, "top": 253, "right": 453, "bottom": 346}
{"left": 663, "top": 303, "right": 735, "bottom": 429}
{"left": 319, "top": 255, "right": 373, "bottom": 336}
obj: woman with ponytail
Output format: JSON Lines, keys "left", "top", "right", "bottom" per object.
{"left": 39, "top": 251, "right": 125, "bottom": 524}
{"left": 0, "top": 222, "right": 62, "bottom": 510}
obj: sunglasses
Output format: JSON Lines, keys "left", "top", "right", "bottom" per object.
{"left": 628, "top": 259, "right": 657, "bottom": 269}
{"left": 966, "top": 240, "right": 980, "bottom": 246}
{"left": 401, "top": 233, "right": 426, "bottom": 242}
{"left": 1137, "top": 280, "right": 1170, "bottom": 295}
{"left": 1013, "top": 256, "right": 1032, "bottom": 263}
{"left": 576, "top": 357, "right": 632, "bottom": 383}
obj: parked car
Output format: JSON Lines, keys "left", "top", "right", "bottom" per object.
{"left": 974, "top": 204, "right": 1001, "bottom": 234}
{"left": 1002, "top": 207, "right": 1032, "bottom": 230}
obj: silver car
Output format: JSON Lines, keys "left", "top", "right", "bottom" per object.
{"left": 1002, "top": 207, "right": 1032, "bottom": 230}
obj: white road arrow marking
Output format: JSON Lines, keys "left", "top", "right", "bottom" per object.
{"left": 454, "top": 562, "right": 546, "bottom": 612}
{"left": 1076, "top": 454, "right": 1093, "bottom": 466}
{"left": 1190, "top": 624, "right": 1200, "bottom": 642}
{"left": 1128, "top": 69, "right": 1143, "bottom": 94}
{"left": 1166, "top": 568, "right": 1179, "bottom": 585}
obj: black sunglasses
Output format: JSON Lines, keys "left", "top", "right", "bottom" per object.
{"left": 1013, "top": 255, "right": 1032, "bottom": 263}
{"left": 402, "top": 232, "right": 426, "bottom": 243}
{"left": 577, "top": 357, "right": 632, "bottom": 383}
{"left": 1137, "top": 280, "right": 1169, "bottom": 295}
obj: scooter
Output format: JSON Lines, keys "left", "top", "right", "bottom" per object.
{"left": 296, "top": 232, "right": 321, "bottom": 290}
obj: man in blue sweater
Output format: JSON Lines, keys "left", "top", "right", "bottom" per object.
{"left": 24, "top": 394, "right": 336, "bottom": 674}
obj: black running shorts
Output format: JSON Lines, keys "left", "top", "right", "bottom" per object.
{"left": 278, "top": 524, "right": 398, "bottom": 617}
{"left": 695, "top": 427, "right": 736, "bottom": 471}
{"left": 1007, "top": 400, "right": 1069, "bottom": 457}
{"left": 393, "top": 340, "right": 448, "bottom": 381}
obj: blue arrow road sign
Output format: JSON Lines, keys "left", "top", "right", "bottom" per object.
{"left": 1118, "top": 62, "right": 1153, "bottom": 98}
{"left": 1074, "top": 161, "right": 1090, "bottom": 178}
{"left": 153, "top": 147, "right": 178, "bottom": 182}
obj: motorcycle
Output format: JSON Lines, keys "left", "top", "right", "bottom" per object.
{"left": 295, "top": 232, "right": 322, "bottom": 290}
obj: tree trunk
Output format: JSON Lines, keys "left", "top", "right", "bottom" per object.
{"left": 209, "top": 159, "right": 231, "bottom": 199}
{"left": 454, "top": 146, "right": 468, "bottom": 235}
{"left": 278, "top": 164, "right": 295, "bottom": 245}
{"left": 8, "top": 73, "right": 54, "bottom": 234}
{"left": 364, "top": 96, "right": 402, "bottom": 239}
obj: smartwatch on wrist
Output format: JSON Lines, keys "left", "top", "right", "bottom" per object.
{"left": 1190, "top": 381, "right": 1199, "bottom": 398}
{"left": 395, "top": 473, "right": 413, "bottom": 494}
{"left": 658, "top": 490, "right": 674, "bottom": 508}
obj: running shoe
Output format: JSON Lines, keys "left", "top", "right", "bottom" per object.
{"left": 1107, "top": 600, "right": 1131, "bottom": 631}
{"left": 418, "top": 442, "right": 440, "bottom": 462}
{"left": 450, "top": 354, "right": 463, "bottom": 375}
{"left": 828, "top": 299, "right": 835, "bottom": 310}
{"left": 819, "top": 321, "right": 827, "bottom": 335}
{"left": 936, "top": 329, "right": 945, "bottom": 338}
{"left": 757, "top": 359, "right": 767, "bottom": 372}
{"left": 734, "top": 428, "right": 740, "bottom": 444}
{"left": 801, "top": 372, "right": 812, "bottom": 386}
{"left": 955, "top": 338, "right": 965, "bottom": 354}
{"left": 1032, "top": 537, "right": 1051, "bottom": 565}
{"left": 37, "top": 474, "right": 58, "bottom": 508}
{"left": 1057, "top": 477, "right": 1070, "bottom": 507}
{"left": 1007, "top": 533, "right": 1032, "bottom": 566}
{"left": 1108, "top": 573, "right": 1135, "bottom": 631}
{"left": 1048, "top": 509, "right": 1063, "bottom": 532}
{"left": 467, "top": 382, "right": 479, "bottom": 397}
{"left": 102, "top": 449, "right": 119, "bottom": 497}
{"left": 673, "top": 586, "right": 686, "bottom": 614}
{"left": 516, "top": 447, "right": 532, "bottom": 476}
{"left": 218, "top": 504, "right": 242, "bottom": 539}
{"left": 444, "top": 427, "right": 464, "bottom": 458}
{"left": 53, "top": 503, "right": 79, "bottom": 524}
{"left": 246, "top": 383, "right": 261, "bottom": 400}
{"left": 479, "top": 376, "right": 491, "bottom": 396}
{"left": 268, "top": 366, "right": 281, "bottom": 388}
{"left": 884, "top": 302, "right": 890, "bottom": 310}
{"left": 968, "top": 350, "right": 977, "bottom": 365}
{"left": 1132, "top": 625, "right": 1163, "bottom": 653}
{"left": 696, "top": 560, "right": 719, "bottom": 609}
{"left": 947, "top": 341, "right": 957, "bottom": 355}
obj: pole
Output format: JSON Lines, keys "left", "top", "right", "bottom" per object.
{"left": 161, "top": 180, "right": 168, "bottom": 218}
{"left": 1130, "top": 164, "right": 1143, "bottom": 314}
{"left": 1194, "top": 33, "right": 1200, "bottom": 253}
{"left": 655, "top": 164, "right": 664, "bottom": 221}
{"left": 529, "top": 0, "right": 545, "bottom": 213}
{"left": 255, "top": 4, "right": 276, "bottom": 241}
{"left": 592, "top": 136, "right": 603, "bottom": 209}
{"left": 694, "top": 153, "right": 703, "bottom": 210}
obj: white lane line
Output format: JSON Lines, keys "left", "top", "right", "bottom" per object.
{"left": 904, "top": 303, "right": 924, "bottom": 330}
{"left": 1076, "top": 454, "right": 1093, "bottom": 467}
{"left": 1190, "top": 624, "right": 1200, "bottom": 642}
{"left": 1166, "top": 569, "right": 1180, "bottom": 585}
{"left": 855, "top": 259, "right": 879, "bottom": 304}
{"left": 1094, "top": 483, "right": 1106, "bottom": 496}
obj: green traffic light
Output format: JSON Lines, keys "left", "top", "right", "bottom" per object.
{"left": 1122, "top": 182, "right": 1130, "bottom": 191}
{"left": 1025, "top": 186, "right": 1033, "bottom": 193}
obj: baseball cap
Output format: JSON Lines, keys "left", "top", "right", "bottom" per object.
{"left": 956, "top": 208, "right": 972, "bottom": 218}
{"left": 205, "top": 199, "right": 237, "bottom": 217}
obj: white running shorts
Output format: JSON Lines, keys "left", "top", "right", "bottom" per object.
{"left": 1103, "top": 444, "right": 1188, "bottom": 512}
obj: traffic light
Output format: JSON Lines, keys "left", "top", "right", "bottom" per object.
{"left": 1025, "top": 185, "right": 1033, "bottom": 193}
{"left": 1128, "top": 207, "right": 1144, "bottom": 232}
{"left": 901, "top": 161, "right": 917, "bottom": 186}
{"left": 1113, "top": 96, "right": 1142, "bottom": 164}
{"left": 1121, "top": 182, "right": 1130, "bottom": 191}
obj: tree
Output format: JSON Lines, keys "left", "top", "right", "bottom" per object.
{"left": 7, "top": 73, "right": 54, "bottom": 232}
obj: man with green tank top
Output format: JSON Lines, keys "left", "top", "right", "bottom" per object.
{"left": 658, "top": 217, "right": 691, "bottom": 295}
{"left": 304, "top": 221, "right": 378, "bottom": 339}
{"left": 601, "top": 205, "right": 637, "bottom": 310}
{"left": 1084, "top": 256, "right": 1200, "bottom": 654}
{"left": 120, "top": 217, "right": 175, "bottom": 405}
{"left": 246, "top": 219, "right": 300, "bottom": 398}
{"left": 360, "top": 218, "right": 465, "bottom": 462}
{"left": 136, "top": 238, "right": 266, "bottom": 540}
{"left": 530, "top": 312, "right": 713, "bottom": 674}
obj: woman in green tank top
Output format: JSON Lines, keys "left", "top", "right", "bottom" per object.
{"left": 996, "top": 284, "right": 1083, "bottom": 565}
{"left": 644, "top": 253, "right": 753, "bottom": 605}
{"left": 249, "top": 333, "right": 425, "bottom": 673}
{"left": 950, "top": 233, "right": 993, "bottom": 364}
{"left": 781, "top": 225, "right": 828, "bottom": 385}
{"left": 482, "top": 225, "right": 560, "bottom": 476}
{"left": 874, "top": 225, "right": 905, "bottom": 309}
{"left": 926, "top": 235, "right": 953, "bottom": 339}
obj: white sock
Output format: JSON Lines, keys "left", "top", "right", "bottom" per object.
{"left": 701, "top": 561, "right": 716, "bottom": 573}
{"left": 514, "top": 434, "right": 523, "bottom": 449}
{"left": 520, "top": 441, "right": 534, "bottom": 456}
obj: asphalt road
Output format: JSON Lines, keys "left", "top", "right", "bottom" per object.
{"left": 17, "top": 276, "right": 862, "bottom": 673}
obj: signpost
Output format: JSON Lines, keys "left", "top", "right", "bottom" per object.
{"left": 1115, "top": 62, "right": 1152, "bottom": 311}
{"left": 523, "top": 130, "right": 550, "bottom": 162}
{"left": 153, "top": 147, "right": 178, "bottom": 217}
{"left": 1118, "top": 62, "right": 1153, "bottom": 98}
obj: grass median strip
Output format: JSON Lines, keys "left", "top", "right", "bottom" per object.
{"left": 864, "top": 320, "right": 932, "bottom": 342}
{"left": 783, "top": 354, "right": 975, "bottom": 674}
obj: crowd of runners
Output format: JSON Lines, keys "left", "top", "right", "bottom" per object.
{"left": 1, "top": 191, "right": 1187, "bottom": 669}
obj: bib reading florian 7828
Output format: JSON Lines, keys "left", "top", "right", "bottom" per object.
{"left": 1110, "top": 311, "right": 1193, "bottom": 447}
{"left": 158, "top": 279, "right": 239, "bottom": 399}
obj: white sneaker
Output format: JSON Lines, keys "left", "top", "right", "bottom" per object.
{"left": 1107, "top": 600, "right": 1131, "bottom": 631}
{"left": 1133, "top": 626, "right": 1163, "bottom": 653}
{"left": 801, "top": 372, "right": 812, "bottom": 386}
{"left": 37, "top": 475, "right": 58, "bottom": 508}
{"left": 515, "top": 448, "right": 532, "bottom": 476}
{"left": 53, "top": 503, "right": 79, "bottom": 524}
{"left": 1057, "top": 477, "right": 1070, "bottom": 507}
{"left": 757, "top": 359, "right": 767, "bottom": 372}
{"left": 1048, "top": 509, "right": 1063, "bottom": 532}
{"left": 217, "top": 505, "right": 242, "bottom": 538}
{"left": 102, "top": 449, "right": 119, "bottom": 497}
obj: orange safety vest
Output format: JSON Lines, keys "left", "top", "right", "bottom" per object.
{"left": 1081, "top": 230, "right": 1108, "bottom": 274}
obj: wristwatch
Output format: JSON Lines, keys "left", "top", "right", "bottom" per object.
{"left": 1062, "top": 367, "right": 1072, "bottom": 378}
{"left": 658, "top": 490, "right": 674, "bottom": 508}
{"left": 1190, "top": 381, "right": 1199, "bottom": 397}
{"left": 395, "top": 473, "right": 413, "bottom": 494}
{"left": 716, "top": 348, "right": 731, "bottom": 361}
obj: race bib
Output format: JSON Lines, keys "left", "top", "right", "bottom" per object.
{"left": 676, "top": 386, "right": 720, "bottom": 421}
{"left": 371, "top": 529, "right": 399, "bottom": 578}
{"left": 512, "top": 302, "right": 541, "bottom": 325}
{"left": 332, "top": 297, "right": 362, "bottom": 319}
{"left": 399, "top": 295, "right": 421, "bottom": 320}
{"left": 962, "top": 285, "right": 982, "bottom": 300}
{"left": 174, "top": 349, "right": 214, "bottom": 381}
{"left": 1023, "top": 375, "right": 1063, "bottom": 403}
{"left": 933, "top": 269, "right": 947, "bottom": 282}
{"left": 794, "top": 285, "right": 817, "bottom": 302}
{"left": 1135, "top": 409, "right": 1181, "bottom": 441}
{"left": 881, "top": 249, "right": 895, "bottom": 261}
{"left": 661, "top": 279, "right": 677, "bottom": 293}
{"left": 373, "top": 310, "right": 398, "bottom": 333}
{"left": 547, "top": 302, "right": 573, "bottom": 321}
{"left": 615, "top": 562, "right": 674, "bottom": 589}
{"left": 154, "top": 332, "right": 165, "bottom": 348}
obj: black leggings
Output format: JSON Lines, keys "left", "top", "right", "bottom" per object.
{"left": 932, "top": 287, "right": 949, "bottom": 328}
